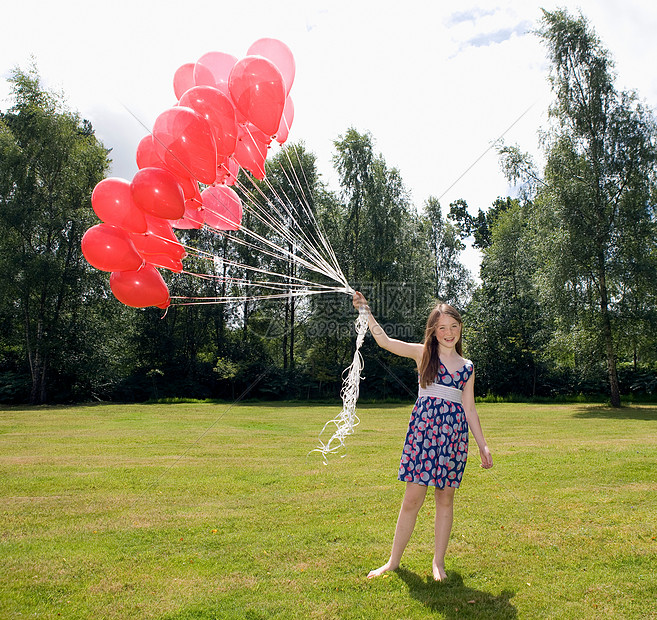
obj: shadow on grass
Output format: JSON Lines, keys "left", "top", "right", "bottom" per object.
{"left": 396, "top": 568, "right": 517, "bottom": 619}
{"left": 571, "top": 405, "right": 657, "bottom": 421}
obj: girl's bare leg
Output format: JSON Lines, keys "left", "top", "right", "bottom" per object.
{"left": 368, "top": 482, "right": 428, "bottom": 578}
{"left": 432, "top": 486, "right": 456, "bottom": 581}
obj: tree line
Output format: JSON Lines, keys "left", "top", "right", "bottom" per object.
{"left": 1, "top": 9, "right": 656, "bottom": 406}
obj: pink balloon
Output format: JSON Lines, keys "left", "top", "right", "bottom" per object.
{"left": 82, "top": 223, "right": 143, "bottom": 272}
{"left": 217, "top": 156, "right": 239, "bottom": 186}
{"left": 244, "top": 123, "right": 272, "bottom": 146}
{"left": 152, "top": 106, "right": 217, "bottom": 185}
{"left": 171, "top": 199, "right": 205, "bottom": 230}
{"left": 178, "top": 86, "right": 238, "bottom": 157}
{"left": 173, "top": 63, "right": 196, "bottom": 100}
{"left": 194, "top": 52, "right": 238, "bottom": 95}
{"left": 202, "top": 186, "right": 242, "bottom": 231}
{"left": 234, "top": 126, "right": 268, "bottom": 179}
{"left": 229, "top": 56, "right": 286, "bottom": 136}
{"left": 276, "top": 96, "right": 294, "bottom": 144}
{"left": 247, "top": 38, "right": 295, "bottom": 96}
{"left": 131, "top": 167, "right": 185, "bottom": 220}
{"left": 110, "top": 264, "right": 170, "bottom": 308}
{"left": 91, "top": 178, "right": 147, "bottom": 233}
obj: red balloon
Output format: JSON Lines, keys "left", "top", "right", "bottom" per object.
{"left": 174, "top": 175, "right": 199, "bottom": 201}
{"left": 247, "top": 38, "right": 295, "bottom": 96}
{"left": 171, "top": 199, "right": 205, "bottom": 230}
{"left": 244, "top": 122, "right": 272, "bottom": 145}
{"left": 217, "top": 156, "right": 239, "bottom": 186}
{"left": 229, "top": 56, "right": 286, "bottom": 136}
{"left": 187, "top": 183, "right": 203, "bottom": 207}
{"left": 91, "top": 178, "right": 147, "bottom": 233}
{"left": 136, "top": 137, "right": 201, "bottom": 201}
{"left": 194, "top": 52, "right": 238, "bottom": 95}
{"left": 110, "top": 265, "right": 170, "bottom": 308}
{"left": 144, "top": 214, "right": 181, "bottom": 241}
{"left": 276, "top": 96, "right": 294, "bottom": 144}
{"left": 234, "top": 126, "right": 268, "bottom": 179}
{"left": 131, "top": 167, "right": 185, "bottom": 220}
{"left": 202, "top": 185, "right": 242, "bottom": 231}
{"left": 130, "top": 216, "right": 186, "bottom": 260}
{"left": 145, "top": 253, "right": 184, "bottom": 273}
{"left": 152, "top": 106, "right": 217, "bottom": 184}
{"left": 178, "top": 86, "right": 238, "bottom": 157}
{"left": 136, "top": 135, "right": 163, "bottom": 170}
{"left": 82, "top": 224, "right": 143, "bottom": 272}
{"left": 173, "top": 63, "right": 196, "bottom": 100}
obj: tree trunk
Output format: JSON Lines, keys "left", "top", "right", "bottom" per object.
{"left": 283, "top": 295, "right": 289, "bottom": 370}
{"left": 242, "top": 300, "right": 249, "bottom": 342}
{"left": 290, "top": 294, "right": 295, "bottom": 369}
{"left": 598, "top": 263, "right": 621, "bottom": 407}
{"left": 30, "top": 345, "right": 48, "bottom": 405}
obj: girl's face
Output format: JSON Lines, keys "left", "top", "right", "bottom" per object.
{"left": 434, "top": 313, "right": 461, "bottom": 349}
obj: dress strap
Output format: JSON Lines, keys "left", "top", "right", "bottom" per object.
{"left": 417, "top": 383, "right": 463, "bottom": 404}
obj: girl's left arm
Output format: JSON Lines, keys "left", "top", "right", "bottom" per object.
{"left": 462, "top": 369, "right": 493, "bottom": 469}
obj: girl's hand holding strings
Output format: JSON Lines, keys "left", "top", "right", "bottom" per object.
{"left": 352, "top": 291, "right": 369, "bottom": 312}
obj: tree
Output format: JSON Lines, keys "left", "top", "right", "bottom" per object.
{"left": 424, "top": 197, "right": 474, "bottom": 308}
{"left": 464, "top": 201, "right": 546, "bottom": 396}
{"left": 501, "top": 9, "right": 657, "bottom": 406}
{"left": 258, "top": 142, "right": 321, "bottom": 370}
{"left": 448, "top": 196, "right": 514, "bottom": 250}
{"left": 328, "top": 129, "right": 437, "bottom": 398}
{"left": 0, "top": 65, "right": 111, "bottom": 403}
{"left": 333, "top": 128, "right": 375, "bottom": 283}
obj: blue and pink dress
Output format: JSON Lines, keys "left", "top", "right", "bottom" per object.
{"left": 398, "top": 361, "right": 473, "bottom": 488}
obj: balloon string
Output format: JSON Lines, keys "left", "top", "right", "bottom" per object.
{"left": 122, "top": 103, "right": 350, "bottom": 299}
{"left": 309, "top": 305, "right": 369, "bottom": 462}
{"left": 123, "top": 103, "right": 352, "bottom": 307}
{"left": 282, "top": 144, "right": 345, "bottom": 277}
{"left": 170, "top": 286, "right": 350, "bottom": 306}
{"left": 175, "top": 267, "right": 346, "bottom": 293}
{"left": 232, "top": 173, "right": 348, "bottom": 287}
{"left": 436, "top": 100, "right": 538, "bottom": 201}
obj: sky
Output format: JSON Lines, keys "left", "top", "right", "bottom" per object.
{"left": 2, "top": 0, "right": 657, "bottom": 274}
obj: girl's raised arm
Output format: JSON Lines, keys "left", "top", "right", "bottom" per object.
{"left": 353, "top": 292, "right": 423, "bottom": 364}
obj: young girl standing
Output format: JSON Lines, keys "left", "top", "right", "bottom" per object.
{"left": 352, "top": 291, "right": 493, "bottom": 581}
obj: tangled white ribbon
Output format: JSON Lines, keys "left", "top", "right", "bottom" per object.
{"left": 311, "top": 305, "right": 369, "bottom": 462}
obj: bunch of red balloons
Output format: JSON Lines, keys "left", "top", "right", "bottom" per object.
{"left": 81, "top": 38, "right": 296, "bottom": 308}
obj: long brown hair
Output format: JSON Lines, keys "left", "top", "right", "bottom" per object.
{"left": 418, "top": 303, "right": 463, "bottom": 388}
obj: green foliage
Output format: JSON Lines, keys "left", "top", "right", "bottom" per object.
{"left": 0, "top": 64, "right": 114, "bottom": 404}
{"left": 497, "top": 9, "right": 657, "bottom": 405}
{"left": 3, "top": 29, "right": 657, "bottom": 405}
{"left": 423, "top": 197, "right": 474, "bottom": 307}
{"left": 537, "top": 9, "right": 657, "bottom": 407}
{"left": 464, "top": 201, "right": 547, "bottom": 396}
{"left": 447, "top": 197, "right": 514, "bottom": 250}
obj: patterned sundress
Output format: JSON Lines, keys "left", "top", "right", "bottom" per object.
{"left": 398, "top": 361, "right": 473, "bottom": 488}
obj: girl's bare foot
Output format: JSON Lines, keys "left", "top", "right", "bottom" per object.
{"left": 367, "top": 561, "right": 397, "bottom": 579}
{"left": 432, "top": 558, "right": 447, "bottom": 581}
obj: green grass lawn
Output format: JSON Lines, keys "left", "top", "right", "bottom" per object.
{"left": 1, "top": 400, "right": 656, "bottom": 619}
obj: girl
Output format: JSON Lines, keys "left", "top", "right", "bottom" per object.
{"left": 352, "top": 291, "right": 493, "bottom": 581}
